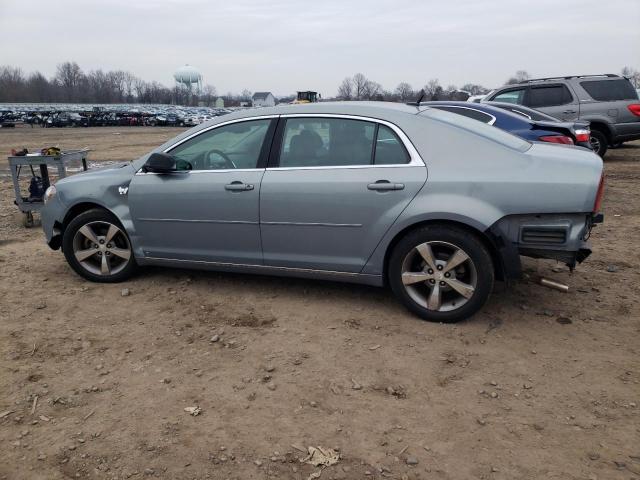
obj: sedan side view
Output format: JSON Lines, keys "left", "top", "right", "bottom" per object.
{"left": 41, "top": 102, "right": 604, "bottom": 323}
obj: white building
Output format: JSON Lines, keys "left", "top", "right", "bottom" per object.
{"left": 252, "top": 92, "right": 275, "bottom": 107}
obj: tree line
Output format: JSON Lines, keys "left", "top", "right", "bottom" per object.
{"left": 2, "top": 62, "right": 638, "bottom": 106}
{"left": 336, "top": 72, "right": 489, "bottom": 102}
{"left": 0, "top": 61, "right": 234, "bottom": 106}
{"left": 336, "top": 67, "right": 640, "bottom": 102}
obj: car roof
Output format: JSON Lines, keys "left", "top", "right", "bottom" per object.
{"left": 219, "top": 101, "right": 420, "bottom": 120}
{"left": 496, "top": 74, "right": 623, "bottom": 88}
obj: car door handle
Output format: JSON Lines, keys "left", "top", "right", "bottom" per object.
{"left": 563, "top": 109, "right": 577, "bottom": 114}
{"left": 367, "top": 180, "right": 405, "bottom": 191}
{"left": 225, "top": 181, "right": 254, "bottom": 191}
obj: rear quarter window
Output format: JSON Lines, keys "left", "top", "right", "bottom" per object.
{"left": 422, "top": 107, "right": 531, "bottom": 153}
{"left": 432, "top": 106, "right": 495, "bottom": 124}
{"left": 580, "top": 79, "right": 638, "bottom": 101}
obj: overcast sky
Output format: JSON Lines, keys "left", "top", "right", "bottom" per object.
{"left": 1, "top": 0, "right": 639, "bottom": 96}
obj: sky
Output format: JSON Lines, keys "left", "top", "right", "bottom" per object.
{"left": 1, "top": 0, "right": 639, "bottom": 97}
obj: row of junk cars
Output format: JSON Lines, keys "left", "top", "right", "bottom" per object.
{"left": 0, "top": 105, "right": 232, "bottom": 129}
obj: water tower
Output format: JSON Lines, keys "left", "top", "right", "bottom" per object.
{"left": 174, "top": 64, "right": 202, "bottom": 103}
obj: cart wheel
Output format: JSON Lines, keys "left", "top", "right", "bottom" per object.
{"left": 22, "top": 212, "right": 34, "bottom": 228}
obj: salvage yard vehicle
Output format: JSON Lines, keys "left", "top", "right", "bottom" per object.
{"left": 41, "top": 102, "right": 604, "bottom": 323}
{"left": 423, "top": 101, "right": 592, "bottom": 150}
{"left": 484, "top": 74, "right": 640, "bottom": 157}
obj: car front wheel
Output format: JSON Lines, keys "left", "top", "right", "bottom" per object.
{"left": 62, "top": 209, "right": 137, "bottom": 283}
{"left": 388, "top": 225, "right": 494, "bottom": 323}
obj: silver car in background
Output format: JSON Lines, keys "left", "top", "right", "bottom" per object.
{"left": 41, "top": 102, "right": 604, "bottom": 323}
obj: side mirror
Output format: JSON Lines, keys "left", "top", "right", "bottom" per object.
{"left": 144, "top": 152, "right": 176, "bottom": 173}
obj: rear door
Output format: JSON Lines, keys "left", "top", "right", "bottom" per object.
{"left": 525, "top": 83, "right": 579, "bottom": 121}
{"left": 259, "top": 115, "right": 428, "bottom": 273}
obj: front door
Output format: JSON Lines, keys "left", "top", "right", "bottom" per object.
{"left": 259, "top": 116, "right": 428, "bottom": 273}
{"left": 128, "top": 118, "right": 276, "bottom": 264}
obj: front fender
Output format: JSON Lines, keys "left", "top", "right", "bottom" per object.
{"left": 47, "top": 164, "right": 137, "bottom": 251}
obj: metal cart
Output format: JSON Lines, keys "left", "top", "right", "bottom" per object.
{"left": 8, "top": 149, "right": 89, "bottom": 227}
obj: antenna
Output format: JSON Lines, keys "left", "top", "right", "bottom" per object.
{"left": 407, "top": 89, "right": 425, "bottom": 107}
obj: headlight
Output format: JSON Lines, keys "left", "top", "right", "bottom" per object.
{"left": 44, "top": 185, "right": 57, "bottom": 204}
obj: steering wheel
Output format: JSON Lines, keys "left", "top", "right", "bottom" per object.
{"left": 205, "top": 149, "right": 236, "bottom": 169}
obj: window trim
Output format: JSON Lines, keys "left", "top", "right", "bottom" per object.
{"left": 267, "top": 114, "right": 424, "bottom": 170}
{"left": 430, "top": 105, "right": 497, "bottom": 126}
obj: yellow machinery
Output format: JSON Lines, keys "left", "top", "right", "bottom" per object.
{"left": 293, "top": 91, "right": 320, "bottom": 104}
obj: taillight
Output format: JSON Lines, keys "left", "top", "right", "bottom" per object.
{"left": 539, "top": 135, "right": 574, "bottom": 145}
{"left": 593, "top": 174, "right": 605, "bottom": 213}
{"left": 628, "top": 104, "right": 640, "bottom": 117}
{"left": 574, "top": 128, "right": 590, "bottom": 143}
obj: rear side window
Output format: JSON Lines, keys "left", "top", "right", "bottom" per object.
{"left": 374, "top": 125, "right": 410, "bottom": 165}
{"left": 431, "top": 106, "right": 495, "bottom": 124}
{"left": 528, "top": 85, "right": 573, "bottom": 107}
{"left": 277, "top": 118, "right": 410, "bottom": 167}
{"left": 279, "top": 117, "right": 375, "bottom": 167}
{"left": 492, "top": 88, "right": 525, "bottom": 104}
{"left": 580, "top": 79, "right": 638, "bottom": 101}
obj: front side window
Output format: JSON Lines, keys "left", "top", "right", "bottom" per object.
{"left": 169, "top": 119, "right": 271, "bottom": 170}
{"left": 492, "top": 88, "right": 525, "bottom": 104}
{"left": 528, "top": 85, "right": 573, "bottom": 107}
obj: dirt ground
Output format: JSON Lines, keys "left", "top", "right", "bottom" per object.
{"left": 0, "top": 125, "right": 638, "bottom": 480}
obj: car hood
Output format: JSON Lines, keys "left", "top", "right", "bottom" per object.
{"left": 61, "top": 162, "right": 132, "bottom": 180}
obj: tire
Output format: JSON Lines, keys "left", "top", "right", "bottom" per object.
{"left": 388, "top": 225, "right": 494, "bottom": 323}
{"left": 589, "top": 130, "right": 608, "bottom": 158}
{"left": 62, "top": 208, "right": 137, "bottom": 283}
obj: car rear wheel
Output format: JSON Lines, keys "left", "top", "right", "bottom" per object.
{"left": 388, "top": 225, "right": 494, "bottom": 323}
{"left": 589, "top": 130, "right": 608, "bottom": 158}
{"left": 62, "top": 209, "right": 137, "bottom": 283}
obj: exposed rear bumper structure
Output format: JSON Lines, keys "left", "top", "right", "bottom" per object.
{"left": 489, "top": 212, "right": 601, "bottom": 277}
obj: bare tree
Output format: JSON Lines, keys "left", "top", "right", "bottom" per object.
{"left": 337, "top": 77, "right": 354, "bottom": 100}
{"left": 394, "top": 82, "right": 414, "bottom": 102}
{"left": 505, "top": 70, "right": 530, "bottom": 85}
{"left": 621, "top": 66, "right": 640, "bottom": 88}
{"left": 0, "top": 66, "right": 26, "bottom": 102}
{"left": 423, "top": 79, "right": 442, "bottom": 100}
{"left": 461, "top": 83, "right": 489, "bottom": 96}
{"left": 352, "top": 73, "right": 370, "bottom": 100}
{"left": 201, "top": 84, "right": 217, "bottom": 106}
{"left": 55, "top": 61, "right": 84, "bottom": 101}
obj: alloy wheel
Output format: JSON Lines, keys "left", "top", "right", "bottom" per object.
{"left": 72, "top": 221, "right": 131, "bottom": 276}
{"left": 400, "top": 241, "right": 477, "bottom": 312}
{"left": 590, "top": 135, "right": 601, "bottom": 154}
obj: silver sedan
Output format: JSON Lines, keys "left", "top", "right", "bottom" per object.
{"left": 41, "top": 102, "right": 604, "bottom": 322}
